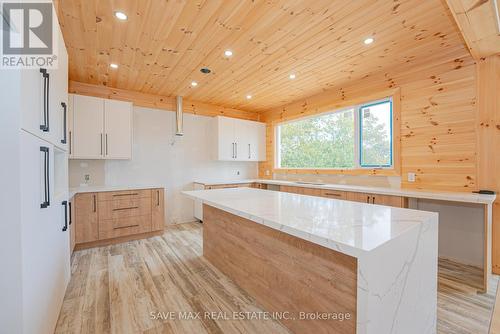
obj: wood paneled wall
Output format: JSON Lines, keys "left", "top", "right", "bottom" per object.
{"left": 258, "top": 49, "right": 479, "bottom": 192}
{"left": 477, "top": 55, "right": 500, "bottom": 273}
{"left": 69, "top": 81, "right": 260, "bottom": 121}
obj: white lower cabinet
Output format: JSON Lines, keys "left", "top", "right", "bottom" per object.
{"left": 213, "top": 116, "right": 266, "bottom": 161}
{"left": 70, "top": 94, "right": 133, "bottom": 160}
{"left": 20, "top": 130, "right": 70, "bottom": 334}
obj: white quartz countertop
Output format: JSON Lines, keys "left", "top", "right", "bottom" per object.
{"left": 193, "top": 178, "right": 496, "bottom": 205}
{"left": 182, "top": 187, "right": 438, "bottom": 258}
{"left": 69, "top": 185, "right": 162, "bottom": 198}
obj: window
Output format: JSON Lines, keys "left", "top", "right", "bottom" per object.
{"left": 276, "top": 98, "right": 393, "bottom": 169}
{"left": 359, "top": 100, "right": 392, "bottom": 167}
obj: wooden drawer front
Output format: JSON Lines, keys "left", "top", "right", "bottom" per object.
{"left": 280, "top": 185, "right": 300, "bottom": 193}
{"left": 320, "top": 189, "right": 346, "bottom": 200}
{"left": 97, "top": 189, "right": 151, "bottom": 201}
{"left": 301, "top": 187, "right": 322, "bottom": 196}
{"left": 98, "top": 197, "right": 151, "bottom": 220}
{"left": 99, "top": 215, "right": 152, "bottom": 240}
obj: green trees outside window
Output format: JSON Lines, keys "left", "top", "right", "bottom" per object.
{"left": 277, "top": 98, "right": 392, "bottom": 169}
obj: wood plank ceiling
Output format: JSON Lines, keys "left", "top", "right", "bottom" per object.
{"left": 446, "top": 0, "right": 500, "bottom": 59}
{"left": 56, "top": 0, "right": 469, "bottom": 112}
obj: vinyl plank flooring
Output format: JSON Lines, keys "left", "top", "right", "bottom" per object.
{"left": 55, "top": 222, "right": 499, "bottom": 334}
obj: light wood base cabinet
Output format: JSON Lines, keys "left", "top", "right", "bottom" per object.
{"left": 346, "top": 191, "right": 407, "bottom": 208}
{"left": 74, "top": 193, "right": 99, "bottom": 243}
{"left": 74, "top": 188, "right": 165, "bottom": 248}
{"left": 277, "top": 185, "right": 407, "bottom": 208}
{"left": 152, "top": 188, "right": 165, "bottom": 231}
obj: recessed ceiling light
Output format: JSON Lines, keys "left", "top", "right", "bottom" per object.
{"left": 191, "top": 81, "right": 198, "bottom": 87}
{"left": 289, "top": 73, "right": 296, "bottom": 79}
{"left": 114, "top": 11, "right": 128, "bottom": 21}
{"left": 224, "top": 50, "right": 233, "bottom": 57}
{"left": 246, "top": 94, "right": 252, "bottom": 100}
{"left": 110, "top": 63, "right": 119, "bottom": 69}
{"left": 364, "top": 37, "right": 374, "bottom": 45}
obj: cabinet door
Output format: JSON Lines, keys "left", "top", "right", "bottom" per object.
{"left": 244, "top": 121, "right": 266, "bottom": 161}
{"left": 216, "top": 116, "right": 236, "bottom": 160}
{"left": 73, "top": 95, "right": 104, "bottom": 159}
{"left": 104, "top": 99, "right": 132, "bottom": 159}
{"left": 346, "top": 192, "right": 372, "bottom": 204}
{"left": 50, "top": 29, "right": 69, "bottom": 151}
{"left": 68, "top": 94, "right": 74, "bottom": 157}
{"left": 234, "top": 119, "right": 250, "bottom": 161}
{"left": 74, "top": 193, "right": 99, "bottom": 243}
{"left": 21, "top": 131, "right": 71, "bottom": 334}
{"left": 20, "top": 69, "right": 46, "bottom": 139}
{"left": 372, "top": 194, "right": 405, "bottom": 208}
{"left": 152, "top": 189, "right": 165, "bottom": 231}
{"left": 69, "top": 199, "right": 76, "bottom": 254}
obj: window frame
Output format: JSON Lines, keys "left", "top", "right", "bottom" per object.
{"left": 274, "top": 95, "right": 397, "bottom": 173}
{"left": 358, "top": 98, "right": 393, "bottom": 168}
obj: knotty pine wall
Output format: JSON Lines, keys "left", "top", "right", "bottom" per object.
{"left": 258, "top": 49, "right": 478, "bottom": 193}
{"left": 477, "top": 55, "right": 500, "bottom": 273}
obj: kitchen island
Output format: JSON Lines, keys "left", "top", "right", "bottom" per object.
{"left": 183, "top": 187, "right": 439, "bottom": 334}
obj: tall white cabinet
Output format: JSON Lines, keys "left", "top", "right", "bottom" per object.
{"left": 69, "top": 94, "right": 133, "bottom": 159}
{"left": 0, "top": 4, "right": 71, "bottom": 334}
{"left": 213, "top": 116, "right": 266, "bottom": 161}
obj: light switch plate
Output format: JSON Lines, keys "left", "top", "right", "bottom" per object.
{"left": 407, "top": 172, "right": 416, "bottom": 182}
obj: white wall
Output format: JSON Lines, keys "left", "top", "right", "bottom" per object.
{"left": 70, "top": 106, "right": 259, "bottom": 224}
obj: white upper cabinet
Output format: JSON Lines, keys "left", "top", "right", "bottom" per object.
{"left": 104, "top": 99, "right": 132, "bottom": 159}
{"left": 213, "top": 116, "right": 266, "bottom": 161}
{"left": 72, "top": 95, "right": 104, "bottom": 159}
{"left": 70, "top": 94, "right": 132, "bottom": 160}
{"left": 20, "top": 22, "right": 68, "bottom": 151}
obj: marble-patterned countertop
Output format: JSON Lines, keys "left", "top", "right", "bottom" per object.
{"left": 182, "top": 187, "right": 438, "bottom": 258}
{"left": 193, "top": 178, "right": 496, "bottom": 205}
{"left": 69, "top": 184, "right": 162, "bottom": 199}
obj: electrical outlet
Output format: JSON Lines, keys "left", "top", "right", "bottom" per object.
{"left": 407, "top": 172, "right": 416, "bottom": 182}
{"left": 236, "top": 170, "right": 240, "bottom": 175}
{"left": 265, "top": 170, "right": 270, "bottom": 176}
{"left": 84, "top": 174, "right": 90, "bottom": 183}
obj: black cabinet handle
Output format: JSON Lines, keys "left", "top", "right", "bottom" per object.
{"left": 61, "top": 102, "right": 67, "bottom": 144}
{"left": 68, "top": 202, "right": 72, "bottom": 225}
{"left": 93, "top": 194, "right": 96, "bottom": 212}
{"left": 157, "top": 190, "right": 160, "bottom": 206}
{"left": 40, "top": 146, "right": 50, "bottom": 208}
{"left": 62, "top": 201, "right": 68, "bottom": 232}
{"left": 105, "top": 134, "right": 108, "bottom": 155}
{"left": 39, "top": 69, "right": 50, "bottom": 132}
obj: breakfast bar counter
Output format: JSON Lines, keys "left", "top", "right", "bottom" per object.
{"left": 183, "top": 187, "right": 439, "bottom": 334}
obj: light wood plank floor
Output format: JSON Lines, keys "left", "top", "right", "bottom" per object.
{"left": 55, "top": 222, "right": 499, "bottom": 334}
